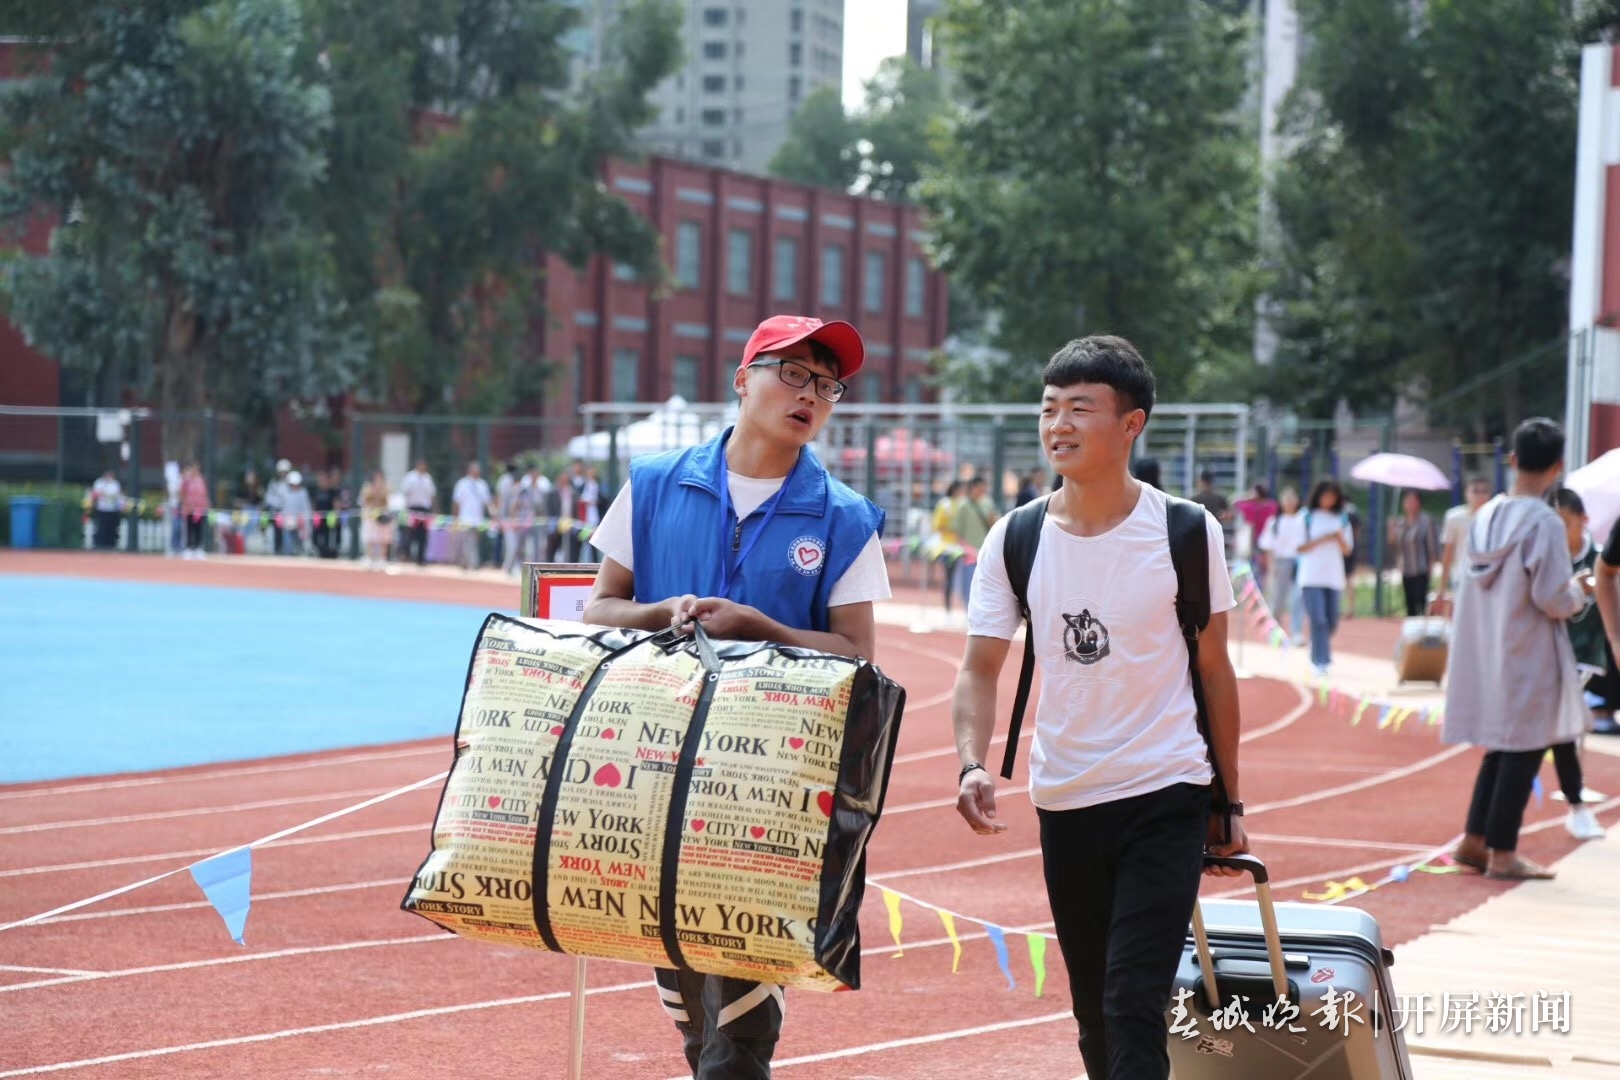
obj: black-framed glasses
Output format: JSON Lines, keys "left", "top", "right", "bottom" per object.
{"left": 751, "top": 358, "right": 847, "bottom": 403}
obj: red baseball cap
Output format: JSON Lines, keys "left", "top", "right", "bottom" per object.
{"left": 739, "top": 315, "right": 864, "bottom": 379}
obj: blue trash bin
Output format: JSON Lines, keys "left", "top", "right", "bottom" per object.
{"left": 9, "top": 495, "right": 45, "bottom": 549}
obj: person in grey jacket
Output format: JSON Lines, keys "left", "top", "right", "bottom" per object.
{"left": 1446, "top": 419, "right": 1593, "bottom": 881}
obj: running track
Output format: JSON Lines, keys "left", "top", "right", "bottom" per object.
{"left": 2, "top": 553, "right": 1616, "bottom": 1079}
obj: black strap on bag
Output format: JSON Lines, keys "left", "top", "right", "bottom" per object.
{"left": 999, "top": 493, "right": 1227, "bottom": 817}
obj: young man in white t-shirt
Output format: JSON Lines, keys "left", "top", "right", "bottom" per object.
{"left": 951, "top": 335, "right": 1248, "bottom": 1080}
{"left": 585, "top": 314, "right": 890, "bottom": 1080}
{"left": 450, "top": 461, "right": 492, "bottom": 570}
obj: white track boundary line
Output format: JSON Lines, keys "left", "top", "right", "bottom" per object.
{"left": 677, "top": 1011, "right": 1076, "bottom": 1077}
{"left": 0, "top": 823, "right": 425, "bottom": 879}
{"left": 0, "top": 964, "right": 99, "bottom": 977}
{"left": 0, "top": 745, "right": 444, "bottom": 801}
{"left": 0, "top": 787, "right": 416, "bottom": 837}
{"left": 32, "top": 878, "right": 407, "bottom": 925}
{"left": 0, "top": 978, "right": 658, "bottom": 1078}
{"left": 1246, "top": 744, "right": 1471, "bottom": 815}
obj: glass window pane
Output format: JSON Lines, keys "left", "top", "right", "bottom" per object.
{"left": 612, "top": 349, "right": 640, "bottom": 403}
{"left": 727, "top": 229, "right": 753, "bottom": 295}
{"left": 820, "top": 245, "right": 844, "bottom": 307}
{"left": 864, "top": 251, "right": 886, "bottom": 313}
{"left": 676, "top": 221, "right": 702, "bottom": 289}
{"left": 774, "top": 236, "right": 798, "bottom": 301}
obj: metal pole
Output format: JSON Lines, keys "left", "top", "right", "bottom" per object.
{"left": 568, "top": 957, "right": 588, "bottom": 1080}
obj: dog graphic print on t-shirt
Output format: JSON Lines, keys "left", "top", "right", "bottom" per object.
{"left": 1062, "top": 608, "right": 1111, "bottom": 665}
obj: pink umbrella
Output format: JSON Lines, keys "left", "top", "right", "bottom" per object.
{"left": 1348, "top": 452, "right": 1451, "bottom": 491}
{"left": 1565, "top": 448, "right": 1620, "bottom": 546}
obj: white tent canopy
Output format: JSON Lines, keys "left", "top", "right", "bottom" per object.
{"left": 566, "top": 396, "right": 733, "bottom": 462}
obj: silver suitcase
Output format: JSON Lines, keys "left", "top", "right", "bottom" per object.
{"left": 1167, "top": 856, "right": 1415, "bottom": 1079}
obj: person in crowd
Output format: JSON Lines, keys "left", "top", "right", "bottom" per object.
{"left": 1551, "top": 488, "right": 1607, "bottom": 839}
{"left": 543, "top": 468, "right": 570, "bottom": 562}
{"left": 400, "top": 458, "right": 436, "bottom": 566}
{"left": 1297, "top": 479, "right": 1355, "bottom": 676}
{"left": 179, "top": 462, "right": 211, "bottom": 559}
{"left": 1190, "top": 469, "right": 1231, "bottom": 523}
{"left": 501, "top": 465, "right": 544, "bottom": 576}
{"left": 264, "top": 459, "right": 291, "bottom": 555}
{"left": 1340, "top": 497, "right": 1362, "bottom": 619}
{"left": 165, "top": 460, "right": 184, "bottom": 558}
{"left": 360, "top": 470, "right": 393, "bottom": 569}
{"left": 1436, "top": 475, "right": 1493, "bottom": 615}
{"left": 1592, "top": 494, "right": 1620, "bottom": 737}
{"left": 234, "top": 467, "right": 265, "bottom": 553}
{"left": 312, "top": 467, "right": 348, "bottom": 559}
{"left": 1389, "top": 490, "right": 1440, "bottom": 617}
{"left": 1131, "top": 456, "right": 1161, "bottom": 490}
{"left": 450, "top": 461, "right": 492, "bottom": 571}
{"left": 583, "top": 313, "right": 889, "bottom": 1080}
{"left": 952, "top": 335, "right": 1246, "bottom": 1080}
{"left": 1016, "top": 468, "right": 1045, "bottom": 507}
{"left": 1233, "top": 482, "right": 1278, "bottom": 574}
{"left": 492, "top": 460, "right": 520, "bottom": 568}
{"left": 88, "top": 469, "right": 123, "bottom": 550}
{"left": 932, "top": 480, "right": 965, "bottom": 612}
{"left": 577, "top": 465, "right": 603, "bottom": 564}
{"left": 1258, "top": 486, "right": 1305, "bottom": 645}
{"left": 952, "top": 474, "right": 999, "bottom": 607}
{"left": 1447, "top": 419, "right": 1591, "bottom": 880}
{"left": 279, "top": 470, "right": 313, "bottom": 555}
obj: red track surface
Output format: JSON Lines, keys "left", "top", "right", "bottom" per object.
{"left": 3, "top": 552, "right": 1616, "bottom": 1079}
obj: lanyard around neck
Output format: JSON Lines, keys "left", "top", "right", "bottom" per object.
{"left": 717, "top": 447, "right": 800, "bottom": 599}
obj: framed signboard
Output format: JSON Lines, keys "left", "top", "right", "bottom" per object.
{"left": 520, "top": 562, "right": 599, "bottom": 620}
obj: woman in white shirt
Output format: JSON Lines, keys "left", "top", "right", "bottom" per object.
{"left": 1258, "top": 486, "right": 1304, "bottom": 640}
{"left": 1296, "top": 479, "right": 1355, "bottom": 675}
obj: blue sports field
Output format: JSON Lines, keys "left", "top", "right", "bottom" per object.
{"left": 0, "top": 575, "right": 500, "bottom": 783}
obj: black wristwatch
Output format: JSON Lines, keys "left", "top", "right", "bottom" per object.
{"left": 1220, "top": 801, "right": 1244, "bottom": 817}
{"left": 958, "top": 761, "right": 986, "bottom": 783}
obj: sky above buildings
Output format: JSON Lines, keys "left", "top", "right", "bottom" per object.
{"left": 842, "top": 0, "right": 907, "bottom": 110}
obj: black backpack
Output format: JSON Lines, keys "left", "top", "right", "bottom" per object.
{"left": 998, "top": 493, "right": 1227, "bottom": 808}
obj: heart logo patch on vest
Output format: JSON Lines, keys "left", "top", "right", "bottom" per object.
{"left": 790, "top": 535, "right": 826, "bottom": 576}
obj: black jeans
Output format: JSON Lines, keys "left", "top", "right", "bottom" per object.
{"left": 1402, "top": 573, "right": 1429, "bottom": 617}
{"left": 653, "top": 969, "right": 782, "bottom": 1080}
{"left": 1040, "top": 782, "right": 1208, "bottom": 1080}
{"left": 406, "top": 508, "right": 431, "bottom": 565}
{"left": 1465, "top": 749, "right": 1544, "bottom": 851}
{"left": 1551, "top": 742, "right": 1583, "bottom": 806}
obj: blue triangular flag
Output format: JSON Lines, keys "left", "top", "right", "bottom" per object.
{"left": 190, "top": 848, "right": 252, "bottom": 945}
{"left": 1532, "top": 774, "right": 1543, "bottom": 807}
{"left": 985, "top": 924, "right": 1016, "bottom": 990}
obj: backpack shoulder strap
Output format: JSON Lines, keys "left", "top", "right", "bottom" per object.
{"left": 1165, "top": 496, "right": 1227, "bottom": 808}
{"left": 998, "top": 494, "right": 1049, "bottom": 779}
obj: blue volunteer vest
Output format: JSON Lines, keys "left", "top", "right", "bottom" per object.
{"left": 629, "top": 429, "right": 885, "bottom": 633}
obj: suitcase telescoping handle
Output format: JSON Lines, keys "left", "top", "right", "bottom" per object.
{"left": 1192, "top": 854, "right": 1289, "bottom": 1012}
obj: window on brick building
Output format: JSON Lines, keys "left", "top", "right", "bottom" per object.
{"left": 905, "top": 256, "right": 926, "bottom": 317}
{"left": 820, "top": 244, "right": 845, "bottom": 307}
{"left": 774, "top": 236, "right": 799, "bottom": 301}
{"left": 613, "top": 348, "right": 640, "bottom": 403}
{"left": 864, "top": 251, "right": 886, "bottom": 314}
{"left": 674, "top": 355, "right": 702, "bottom": 403}
{"left": 675, "top": 221, "right": 702, "bottom": 289}
{"left": 727, "top": 228, "right": 753, "bottom": 295}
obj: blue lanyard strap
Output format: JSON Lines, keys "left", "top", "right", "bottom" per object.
{"left": 717, "top": 449, "right": 800, "bottom": 599}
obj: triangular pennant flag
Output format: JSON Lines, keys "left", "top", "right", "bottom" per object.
{"left": 938, "top": 911, "right": 962, "bottom": 973}
{"left": 882, "top": 889, "right": 904, "bottom": 957}
{"left": 189, "top": 848, "right": 252, "bottom": 945}
{"left": 1317, "top": 683, "right": 1329, "bottom": 707}
{"left": 985, "top": 924, "right": 1015, "bottom": 990}
{"left": 1027, "top": 933, "right": 1048, "bottom": 998}
{"left": 1532, "top": 774, "right": 1543, "bottom": 806}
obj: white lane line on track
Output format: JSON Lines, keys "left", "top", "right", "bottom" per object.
{"left": 0, "top": 978, "right": 659, "bottom": 1077}
{"left": 0, "top": 823, "right": 426, "bottom": 879}
{"left": 0, "top": 964, "right": 100, "bottom": 977}
{"left": 0, "top": 934, "right": 455, "bottom": 994}
{"left": 30, "top": 878, "right": 409, "bottom": 925}
{"left": 670, "top": 1011, "right": 1077, "bottom": 1077}
{"left": 0, "top": 745, "right": 445, "bottom": 801}
{"left": 1245, "top": 744, "right": 1472, "bottom": 815}
{"left": 0, "top": 787, "right": 422, "bottom": 837}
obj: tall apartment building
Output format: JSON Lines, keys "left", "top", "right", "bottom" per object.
{"left": 905, "top": 0, "right": 944, "bottom": 70}
{"left": 567, "top": 0, "right": 845, "bottom": 175}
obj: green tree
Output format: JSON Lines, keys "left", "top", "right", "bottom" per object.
{"left": 1270, "top": 0, "right": 1578, "bottom": 429}
{"left": 768, "top": 86, "right": 862, "bottom": 192}
{"left": 0, "top": 0, "right": 358, "bottom": 462}
{"left": 919, "top": 0, "right": 1260, "bottom": 402}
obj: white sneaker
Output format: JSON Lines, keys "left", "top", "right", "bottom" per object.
{"left": 1566, "top": 806, "right": 1605, "bottom": 841}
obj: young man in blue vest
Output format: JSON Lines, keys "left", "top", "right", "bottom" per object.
{"left": 950, "top": 336, "right": 1248, "bottom": 1080}
{"left": 584, "top": 313, "right": 890, "bottom": 1079}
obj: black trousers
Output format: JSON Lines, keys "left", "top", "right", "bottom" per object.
{"left": 1465, "top": 749, "right": 1543, "bottom": 851}
{"left": 1551, "top": 742, "right": 1583, "bottom": 806}
{"left": 653, "top": 969, "right": 782, "bottom": 1080}
{"left": 406, "top": 508, "right": 431, "bottom": 565}
{"left": 93, "top": 509, "right": 121, "bottom": 549}
{"left": 1040, "top": 782, "right": 1208, "bottom": 1080}
{"left": 1402, "top": 573, "right": 1429, "bottom": 617}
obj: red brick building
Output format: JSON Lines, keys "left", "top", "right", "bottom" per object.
{"left": 540, "top": 155, "right": 947, "bottom": 417}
